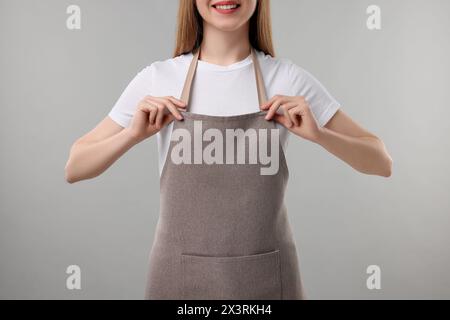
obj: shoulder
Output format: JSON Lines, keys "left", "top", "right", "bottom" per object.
{"left": 255, "top": 50, "right": 311, "bottom": 84}
{"left": 141, "top": 53, "right": 191, "bottom": 76}
{"left": 128, "top": 53, "right": 191, "bottom": 93}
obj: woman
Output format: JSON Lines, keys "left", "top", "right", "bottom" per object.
{"left": 65, "top": 0, "right": 393, "bottom": 299}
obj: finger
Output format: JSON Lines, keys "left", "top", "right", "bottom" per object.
{"left": 283, "top": 102, "right": 299, "bottom": 126}
{"left": 161, "top": 113, "right": 175, "bottom": 127}
{"left": 148, "top": 96, "right": 187, "bottom": 109}
{"left": 138, "top": 103, "right": 150, "bottom": 114}
{"left": 148, "top": 106, "right": 157, "bottom": 125}
{"left": 144, "top": 96, "right": 157, "bottom": 105}
{"left": 147, "top": 110, "right": 152, "bottom": 124}
{"left": 289, "top": 106, "right": 303, "bottom": 127}
{"left": 261, "top": 95, "right": 288, "bottom": 110}
{"left": 167, "top": 96, "right": 187, "bottom": 108}
{"left": 163, "top": 99, "right": 184, "bottom": 121}
{"left": 147, "top": 97, "right": 185, "bottom": 120}
{"left": 281, "top": 105, "right": 294, "bottom": 128}
{"left": 273, "top": 113, "right": 291, "bottom": 128}
{"left": 267, "top": 100, "right": 293, "bottom": 127}
{"left": 265, "top": 99, "right": 284, "bottom": 121}
{"left": 155, "top": 105, "right": 165, "bottom": 129}
{"left": 138, "top": 106, "right": 150, "bottom": 114}
{"left": 260, "top": 96, "right": 277, "bottom": 110}
{"left": 281, "top": 102, "right": 298, "bottom": 127}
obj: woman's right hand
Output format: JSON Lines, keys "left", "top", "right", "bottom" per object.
{"left": 128, "top": 95, "right": 187, "bottom": 143}
{"left": 65, "top": 95, "right": 186, "bottom": 183}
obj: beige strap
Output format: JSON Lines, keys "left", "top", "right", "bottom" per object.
{"left": 180, "top": 46, "right": 267, "bottom": 110}
{"left": 180, "top": 47, "right": 200, "bottom": 105}
{"left": 250, "top": 47, "right": 268, "bottom": 106}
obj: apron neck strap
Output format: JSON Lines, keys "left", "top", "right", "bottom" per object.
{"left": 180, "top": 46, "right": 268, "bottom": 109}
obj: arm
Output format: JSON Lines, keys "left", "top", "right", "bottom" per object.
{"left": 265, "top": 62, "right": 392, "bottom": 177}
{"left": 314, "top": 109, "right": 393, "bottom": 177}
{"left": 64, "top": 117, "right": 138, "bottom": 184}
{"left": 64, "top": 96, "right": 185, "bottom": 183}
{"left": 262, "top": 95, "right": 393, "bottom": 177}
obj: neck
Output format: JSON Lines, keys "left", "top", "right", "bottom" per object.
{"left": 199, "top": 23, "right": 251, "bottom": 66}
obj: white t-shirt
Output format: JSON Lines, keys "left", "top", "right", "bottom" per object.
{"left": 108, "top": 49, "right": 341, "bottom": 175}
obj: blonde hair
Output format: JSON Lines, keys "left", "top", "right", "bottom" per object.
{"left": 173, "top": 0, "right": 275, "bottom": 57}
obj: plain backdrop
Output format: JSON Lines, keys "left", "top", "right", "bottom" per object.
{"left": 1, "top": 0, "right": 449, "bottom": 299}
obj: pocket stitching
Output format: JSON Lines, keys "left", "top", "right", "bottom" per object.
{"left": 276, "top": 250, "right": 282, "bottom": 299}
{"left": 181, "top": 254, "right": 186, "bottom": 299}
{"left": 181, "top": 249, "right": 280, "bottom": 263}
{"left": 181, "top": 249, "right": 282, "bottom": 299}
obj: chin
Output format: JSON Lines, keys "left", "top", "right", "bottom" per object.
{"left": 210, "top": 20, "right": 243, "bottom": 32}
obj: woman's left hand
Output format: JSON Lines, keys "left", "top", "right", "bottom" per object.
{"left": 261, "top": 95, "right": 322, "bottom": 143}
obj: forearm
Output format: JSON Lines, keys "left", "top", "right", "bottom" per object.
{"left": 313, "top": 127, "right": 393, "bottom": 177}
{"left": 65, "top": 128, "right": 139, "bottom": 183}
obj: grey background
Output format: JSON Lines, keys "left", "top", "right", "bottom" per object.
{"left": 1, "top": 0, "right": 449, "bottom": 299}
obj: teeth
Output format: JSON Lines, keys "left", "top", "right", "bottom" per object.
{"left": 215, "top": 4, "right": 238, "bottom": 10}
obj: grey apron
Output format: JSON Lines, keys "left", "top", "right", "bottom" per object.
{"left": 145, "top": 47, "right": 304, "bottom": 300}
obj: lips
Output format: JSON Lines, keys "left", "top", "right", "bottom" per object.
{"left": 212, "top": 1, "right": 241, "bottom": 14}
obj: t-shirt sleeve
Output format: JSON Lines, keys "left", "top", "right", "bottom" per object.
{"left": 288, "top": 62, "right": 340, "bottom": 127}
{"left": 108, "top": 65, "right": 153, "bottom": 128}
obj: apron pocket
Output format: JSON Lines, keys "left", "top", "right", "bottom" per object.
{"left": 181, "top": 249, "right": 282, "bottom": 300}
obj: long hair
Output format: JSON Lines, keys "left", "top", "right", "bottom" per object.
{"left": 173, "top": 0, "right": 275, "bottom": 57}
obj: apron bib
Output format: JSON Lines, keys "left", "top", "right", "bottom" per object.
{"left": 145, "top": 47, "right": 304, "bottom": 300}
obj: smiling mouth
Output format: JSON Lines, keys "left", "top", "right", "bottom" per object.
{"left": 212, "top": 2, "right": 241, "bottom": 13}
